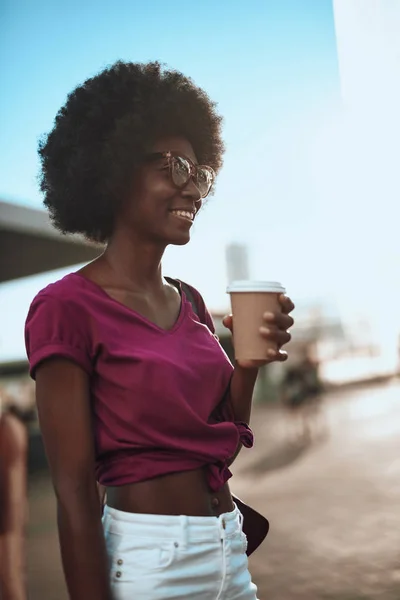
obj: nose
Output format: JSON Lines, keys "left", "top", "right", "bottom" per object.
{"left": 181, "top": 176, "right": 202, "bottom": 204}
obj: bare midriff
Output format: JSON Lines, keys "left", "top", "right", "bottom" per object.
{"left": 106, "top": 467, "right": 234, "bottom": 517}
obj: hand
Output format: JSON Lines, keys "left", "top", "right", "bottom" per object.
{"left": 222, "top": 294, "right": 295, "bottom": 369}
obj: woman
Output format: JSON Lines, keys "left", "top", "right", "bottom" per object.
{"left": 25, "top": 61, "right": 294, "bottom": 600}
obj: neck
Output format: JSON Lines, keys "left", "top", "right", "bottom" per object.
{"left": 102, "top": 229, "right": 167, "bottom": 291}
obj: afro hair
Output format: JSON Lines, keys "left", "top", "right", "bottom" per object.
{"left": 38, "top": 61, "right": 224, "bottom": 243}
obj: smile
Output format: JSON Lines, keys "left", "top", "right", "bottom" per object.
{"left": 169, "top": 209, "right": 195, "bottom": 222}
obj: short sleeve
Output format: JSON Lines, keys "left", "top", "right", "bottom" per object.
{"left": 25, "top": 292, "right": 93, "bottom": 380}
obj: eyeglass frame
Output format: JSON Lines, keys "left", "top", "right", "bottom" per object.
{"left": 142, "top": 151, "right": 216, "bottom": 199}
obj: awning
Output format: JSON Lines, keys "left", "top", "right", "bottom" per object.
{"left": 0, "top": 199, "right": 100, "bottom": 283}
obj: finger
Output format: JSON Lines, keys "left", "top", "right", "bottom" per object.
{"left": 263, "top": 312, "right": 294, "bottom": 330}
{"left": 260, "top": 328, "right": 291, "bottom": 347}
{"left": 278, "top": 295, "right": 295, "bottom": 314}
{"left": 275, "top": 350, "right": 289, "bottom": 362}
{"left": 266, "top": 348, "right": 288, "bottom": 362}
{"left": 222, "top": 315, "right": 233, "bottom": 330}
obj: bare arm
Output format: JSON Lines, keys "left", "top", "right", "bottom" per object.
{"left": 227, "top": 365, "right": 258, "bottom": 425}
{"left": 35, "top": 359, "right": 113, "bottom": 600}
{"left": 226, "top": 366, "right": 258, "bottom": 467}
{"left": 222, "top": 292, "right": 295, "bottom": 467}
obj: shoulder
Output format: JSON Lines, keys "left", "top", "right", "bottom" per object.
{"left": 176, "top": 279, "right": 215, "bottom": 334}
{"left": 25, "top": 274, "right": 95, "bottom": 378}
{"left": 175, "top": 279, "right": 206, "bottom": 311}
{"left": 25, "top": 273, "right": 93, "bottom": 346}
{"left": 28, "top": 273, "right": 85, "bottom": 307}
{"left": 178, "top": 280, "right": 204, "bottom": 303}
{"left": 26, "top": 273, "right": 96, "bottom": 324}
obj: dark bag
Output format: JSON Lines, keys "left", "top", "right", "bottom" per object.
{"left": 179, "top": 280, "right": 269, "bottom": 556}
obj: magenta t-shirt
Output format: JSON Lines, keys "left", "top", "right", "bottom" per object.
{"left": 25, "top": 273, "right": 253, "bottom": 491}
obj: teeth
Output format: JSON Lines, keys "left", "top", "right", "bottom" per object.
{"left": 171, "top": 210, "right": 193, "bottom": 220}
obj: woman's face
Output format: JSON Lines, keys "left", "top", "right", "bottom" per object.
{"left": 116, "top": 136, "right": 204, "bottom": 247}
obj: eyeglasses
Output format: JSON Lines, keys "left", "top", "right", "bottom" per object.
{"left": 143, "top": 151, "right": 215, "bottom": 199}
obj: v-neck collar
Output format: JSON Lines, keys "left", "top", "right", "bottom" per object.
{"left": 67, "top": 273, "right": 187, "bottom": 334}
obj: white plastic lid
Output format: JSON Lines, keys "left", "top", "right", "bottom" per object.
{"left": 226, "top": 280, "right": 286, "bottom": 294}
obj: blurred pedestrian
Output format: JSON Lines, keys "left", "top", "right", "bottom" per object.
{"left": 0, "top": 391, "right": 28, "bottom": 600}
{"left": 281, "top": 344, "right": 325, "bottom": 440}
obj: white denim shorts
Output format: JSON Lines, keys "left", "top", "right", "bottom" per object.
{"left": 102, "top": 503, "right": 259, "bottom": 599}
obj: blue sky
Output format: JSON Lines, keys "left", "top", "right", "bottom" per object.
{"left": 1, "top": 0, "right": 345, "bottom": 361}
{"left": 1, "top": 0, "right": 338, "bottom": 205}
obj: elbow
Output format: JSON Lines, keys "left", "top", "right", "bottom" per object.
{"left": 52, "top": 473, "right": 98, "bottom": 511}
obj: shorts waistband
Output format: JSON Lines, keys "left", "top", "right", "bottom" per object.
{"left": 103, "top": 503, "right": 243, "bottom": 545}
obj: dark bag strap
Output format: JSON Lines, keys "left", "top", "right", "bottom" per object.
{"left": 179, "top": 280, "right": 197, "bottom": 314}
{"left": 179, "top": 280, "right": 269, "bottom": 555}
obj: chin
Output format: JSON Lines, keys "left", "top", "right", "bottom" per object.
{"left": 169, "top": 232, "right": 191, "bottom": 246}
{"left": 155, "top": 222, "right": 192, "bottom": 246}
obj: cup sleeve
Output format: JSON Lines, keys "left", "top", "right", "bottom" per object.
{"left": 25, "top": 293, "right": 93, "bottom": 380}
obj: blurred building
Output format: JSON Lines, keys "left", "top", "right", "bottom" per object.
{"left": 329, "top": 0, "right": 400, "bottom": 383}
{"left": 333, "top": 0, "right": 400, "bottom": 112}
{"left": 225, "top": 243, "right": 250, "bottom": 283}
{"left": 0, "top": 199, "right": 99, "bottom": 283}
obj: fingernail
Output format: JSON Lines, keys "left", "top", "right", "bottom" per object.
{"left": 263, "top": 312, "right": 274, "bottom": 320}
{"left": 260, "top": 327, "right": 270, "bottom": 335}
{"left": 267, "top": 348, "right": 277, "bottom": 357}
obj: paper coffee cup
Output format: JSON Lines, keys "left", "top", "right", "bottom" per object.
{"left": 226, "top": 281, "right": 286, "bottom": 363}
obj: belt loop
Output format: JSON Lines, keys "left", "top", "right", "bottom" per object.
{"left": 219, "top": 514, "right": 227, "bottom": 541}
{"left": 179, "top": 515, "right": 188, "bottom": 549}
{"left": 102, "top": 508, "right": 110, "bottom": 533}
